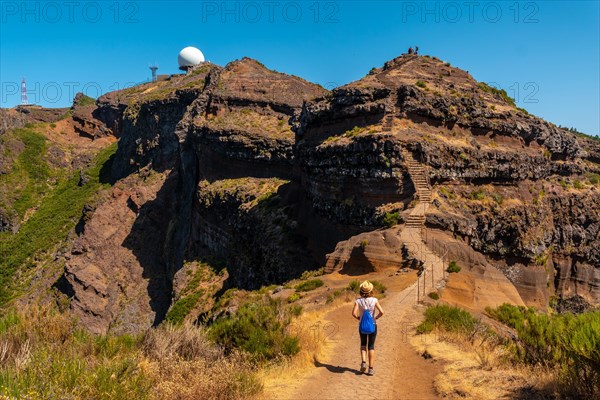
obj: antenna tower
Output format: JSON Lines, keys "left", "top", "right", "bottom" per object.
{"left": 21, "top": 78, "right": 28, "bottom": 105}
{"left": 149, "top": 64, "right": 159, "bottom": 82}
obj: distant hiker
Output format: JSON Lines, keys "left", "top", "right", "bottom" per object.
{"left": 352, "top": 281, "right": 384, "bottom": 376}
{"left": 415, "top": 46, "right": 419, "bottom": 55}
{"left": 408, "top": 47, "right": 414, "bottom": 54}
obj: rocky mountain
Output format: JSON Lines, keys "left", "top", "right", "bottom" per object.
{"left": 1, "top": 54, "right": 598, "bottom": 333}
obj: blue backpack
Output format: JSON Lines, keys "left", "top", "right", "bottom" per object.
{"left": 359, "top": 299, "right": 376, "bottom": 334}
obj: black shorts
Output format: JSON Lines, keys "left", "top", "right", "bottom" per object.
{"left": 359, "top": 324, "right": 377, "bottom": 350}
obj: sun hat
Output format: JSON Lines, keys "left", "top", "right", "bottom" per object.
{"left": 359, "top": 281, "right": 374, "bottom": 295}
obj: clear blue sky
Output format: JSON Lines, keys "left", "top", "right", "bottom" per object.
{"left": 1, "top": 1, "right": 598, "bottom": 135}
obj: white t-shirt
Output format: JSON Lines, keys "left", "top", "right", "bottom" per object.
{"left": 355, "top": 297, "right": 378, "bottom": 319}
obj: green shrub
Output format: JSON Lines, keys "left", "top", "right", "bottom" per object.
{"left": 299, "top": 268, "right": 324, "bottom": 280}
{"left": 491, "top": 193, "right": 504, "bottom": 205}
{"left": 258, "top": 284, "right": 279, "bottom": 294}
{"left": 326, "top": 290, "right": 343, "bottom": 303}
{"left": 477, "top": 82, "right": 516, "bottom": 107}
{"left": 574, "top": 131, "right": 600, "bottom": 142}
{"left": 542, "top": 149, "right": 552, "bottom": 159}
{"left": 416, "top": 304, "right": 477, "bottom": 334}
{"left": 287, "top": 292, "right": 300, "bottom": 303}
{"left": 534, "top": 254, "right": 548, "bottom": 266}
{"left": 371, "top": 280, "right": 387, "bottom": 294}
{"left": 74, "top": 94, "right": 96, "bottom": 107}
{"left": 347, "top": 280, "right": 360, "bottom": 293}
{"left": 486, "top": 304, "right": 600, "bottom": 397}
{"left": 383, "top": 155, "right": 391, "bottom": 168}
{"left": 468, "top": 189, "right": 486, "bottom": 201}
{"left": 383, "top": 211, "right": 400, "bottom": 228}
{"left": 209, "top": 297, "right": 300, "bottom": 360}
{"left": 415, "top": 80, "right": 427, "bottom": 88}
{"left": 290, "top": 305, "right": 303, "bottom": 317}
{"left": 447, "top": 261, "right": 461, "bottom": 273}
{"left": 343, "top": 126, "right": 363, "bottom": 138}
{"left": 428, "top": 292, "right": 440, "bottom": 300}
{"left": 573, "top": 180, "right": 584, "bottom": 189}
{"left": 323, "top": 126, "right": 366, "bottom": 144}
{"left": 587, "top": 173, "right": 600, "bottom": 185}
{"left": 182, "top": 261, "right": 219, "bottom": 293}
{"left": 165, "top": 291, "right": 203, "bottom": 325}
{"left": 294, "top": 279, "right": 324, "bottom": 292}
{"left": 485, "top": 303, "right": 533, "bottom": 329}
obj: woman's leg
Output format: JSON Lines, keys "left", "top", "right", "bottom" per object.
{"left": 360, "top": 333, "right": 368, "bottom": 363}
{"left": 368, "top": 326, "right": 377, "bottom": 367}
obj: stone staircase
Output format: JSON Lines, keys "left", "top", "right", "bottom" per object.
{"left": 405, "top": 153, "right": 432, "bottom": 205}
{"left": 381, "top": 88, "right": 397, "bottom": 133}
{"left": 378, "top": 54, "right": 417, "bottom": 134}
{"left": 324, "top": 54, "right": 447, "bottom": 299}
{"left": 399, "top": 151, "right": 446, "bottom": 300}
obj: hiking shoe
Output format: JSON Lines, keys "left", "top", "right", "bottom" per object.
{"left": 367, "top": 368, "right": 374, "bottom": 376}
{"left": 360, "top": 362, "right": 367, "bottom": 372}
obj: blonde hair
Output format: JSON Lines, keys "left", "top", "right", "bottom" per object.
{"left": 359, "top": 280, "right": 374, "bottom": 297}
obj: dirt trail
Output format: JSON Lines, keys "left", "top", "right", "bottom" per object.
{"left": 263, "top": 123, "right": 446, "bottom": 399}
{"left": 263, "top": 274, "right": 443, "bottom": 400}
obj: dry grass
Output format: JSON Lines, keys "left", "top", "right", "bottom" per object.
{"left": 0, "top": 305, "right": 262, "bottom": 400}
{"left": 140, "top": 323, "right": 261, "bottom": 400}
{"left": 411, "top": 317, "right": 564, "bottom": 399}
{"left": 260, "top": 290, "right": 354, "bottom": 392}
{"left": 204, "top": 108, "right": 292, "bottom": 138}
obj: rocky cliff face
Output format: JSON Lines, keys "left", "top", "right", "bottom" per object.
{"left": 10, "top": 53, "right": 595, "bottom": 333}
{"left": 295, "top": 54, "right": 598, "bottom": 306}
{"left": 57, "top": 58, "right": 333, "bottom": 332}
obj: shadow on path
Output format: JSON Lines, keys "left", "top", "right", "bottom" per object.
{"left": 313, "top": 356, "right": 362, "bottom": 376}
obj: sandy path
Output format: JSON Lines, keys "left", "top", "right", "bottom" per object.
{"left": 263, "top": 278, "right": 442, "bottom": 400}
{"left": 263, "top": 149, "right": 445, "bottom": 399}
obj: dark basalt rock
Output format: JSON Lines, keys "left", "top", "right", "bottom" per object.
{"left": 553, "top": 295, "right": 594, "bottom": 314}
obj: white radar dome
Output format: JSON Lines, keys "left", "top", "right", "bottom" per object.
{"left": 178, "top": 47, "right": 205, "bottom": 69}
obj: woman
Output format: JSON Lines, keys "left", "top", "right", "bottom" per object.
{"left": 352, "top": 280, "right": 384, "bottom": 376}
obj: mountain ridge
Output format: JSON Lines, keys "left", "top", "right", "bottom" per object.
{"left": 0, "top": 53, "right": 598, "bottom": 333}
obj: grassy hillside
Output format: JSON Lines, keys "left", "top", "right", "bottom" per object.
{"left": 0, "top": 126, "right": 117, "bottom": 304}
{"left": 0, "top": 126, "right": 55, "bottom": 221}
